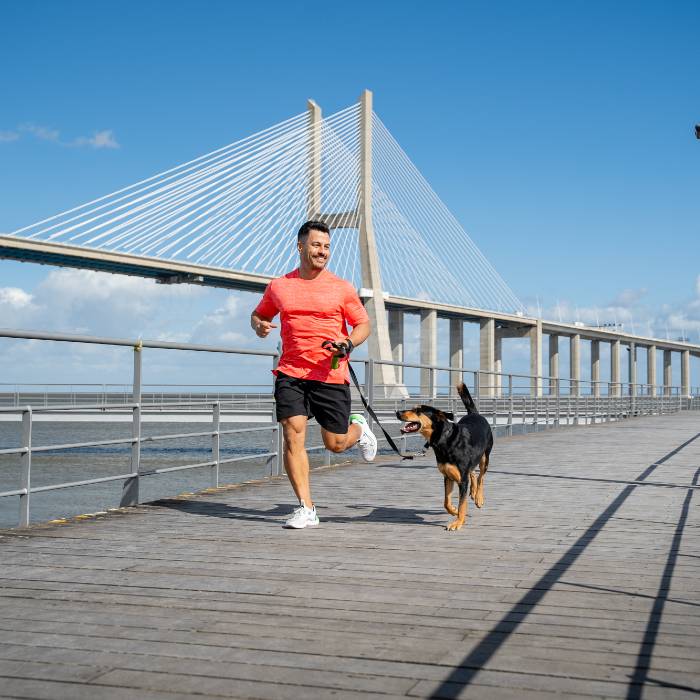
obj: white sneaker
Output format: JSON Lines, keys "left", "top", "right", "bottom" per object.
{"left": 350, "top": 414, "right": 377, "bottom": 462}
{"left": 283, "top": 501, "right": 320, "bottom": 529}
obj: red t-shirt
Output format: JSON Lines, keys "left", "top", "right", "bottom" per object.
{"left": 254, "top": 269, "right": 369, "bottom": 384}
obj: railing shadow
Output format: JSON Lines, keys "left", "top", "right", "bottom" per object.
{"left": 428, "top": 432, "right": 700, "bottom": 699}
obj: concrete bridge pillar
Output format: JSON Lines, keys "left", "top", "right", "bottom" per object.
{"left": 549, "top": 334, "right": 559, "bottom": 396}
{"left": 449, "top": 318, "right": 463, "bottom": 396}
{"left": 420, "top": 309, "right": 437, "bottom": 398}
{"left": 647, "top": 345, "right": 657, "bottom": 396}
{"left": 480, "top": 318, "right": 495, "bottom": 398}
{"left": 306, "top": 100, "right": 322, "bottom": 219}
{"left": 570, "top": 334, "right": 580, "bottom": 396}
{"left": 530, "top": 320, "right": 542, "bottom": 397}
{"left": 611, "top": 339, "right": 621, "bottom": 396}
{"left": 388, "top": 308, "right": 404, "bottom": 384}
{"left": 591, "top": 340, "right": 600, "bottom": 397}
{"left": 494, "top": 333, "right": 503, "bottom": 397}
{"left": 663, "top": 349, "right": 673, "bottom": 396}
{"left": 628, "top": 342, "right": 637, "bottom": 396}
{"left": 681, "top": 349, "right": 690, "bottom": 398}
{"left": 357, "top": 89, "right": 397, "bottom": 395}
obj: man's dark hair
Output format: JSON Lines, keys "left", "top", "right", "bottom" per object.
{"left": 297, "top": 220, "right": 330, "bottom": 242}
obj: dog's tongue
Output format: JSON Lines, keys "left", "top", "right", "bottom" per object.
{"left": 401, "top": 421, "right": 421, "bottom": 434}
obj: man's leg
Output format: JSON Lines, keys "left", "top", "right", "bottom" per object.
{"left": 322, "top": 424, "right": 361, "bottom": 453}
{"left": 280, "top": 415, "right": 312, "bottom": 505}
{"left": 311, "top": 381, "right": 377, "bottom": 462}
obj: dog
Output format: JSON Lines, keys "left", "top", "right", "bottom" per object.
{"left": 396, "top": 383, "right": 493, "bottom": 531}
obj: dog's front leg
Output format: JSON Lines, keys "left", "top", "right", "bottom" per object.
{"left": 446, "top": 482, "right": 468, "bottom": 531}
{"left": 443, "top": 477, "right": 458, "bottom": 515}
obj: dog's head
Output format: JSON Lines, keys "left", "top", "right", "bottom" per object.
{"left": 396, "top": 405, "right": 455, "bottom": 443}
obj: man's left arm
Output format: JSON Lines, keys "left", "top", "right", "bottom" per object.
{"left": 335, "top": 283, "right": 371, "bottom": 354}
{"left": 343, "top": 322, "right": 370, "bottom": 350}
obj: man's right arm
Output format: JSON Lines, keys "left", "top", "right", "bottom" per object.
{"left": 251, "top": 283, "right": 279, "bottom": 338}
{"left": 250, "top": 310, "right": 278, "bottom": 338}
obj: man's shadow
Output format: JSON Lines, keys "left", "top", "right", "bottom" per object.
{"left": 153, "top": 498, "right": 443, "bottom": 526}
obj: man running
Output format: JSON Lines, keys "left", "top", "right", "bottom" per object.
{"left": 251, "top": 220, "right": 377, "bottom": 529}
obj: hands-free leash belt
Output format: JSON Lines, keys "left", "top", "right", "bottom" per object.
{"left": 322, "top": 340, "right": 424, "bottom": 461}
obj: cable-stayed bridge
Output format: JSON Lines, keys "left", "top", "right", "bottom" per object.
{"left": 1, "top": 90, "right": 698, "bottom": 396}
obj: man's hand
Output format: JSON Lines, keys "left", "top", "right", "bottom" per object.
{"left": 254, "top": 320, "right": 278, "bottom": 338}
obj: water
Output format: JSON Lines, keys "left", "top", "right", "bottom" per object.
{"left": 0, "top": 420, "right": 362, "bottom": 529}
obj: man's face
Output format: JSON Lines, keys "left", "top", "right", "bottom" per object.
{"left": 298, "top": 229, "right": 331, "bottom": 270}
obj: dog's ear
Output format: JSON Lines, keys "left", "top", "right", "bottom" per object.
{"left": 433, "top": 410, "right": 452, "bottom": 422}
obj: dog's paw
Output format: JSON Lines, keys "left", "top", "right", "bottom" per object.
{"left": 474, "top": 491, "right": 484, "bottom": 508}
{"left": 445, "top": 518, "right": 464, "bottom": 531}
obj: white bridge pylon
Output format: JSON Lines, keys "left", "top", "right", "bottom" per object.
{"left": 7, "top": 90, "right": 524, "bottom": 395}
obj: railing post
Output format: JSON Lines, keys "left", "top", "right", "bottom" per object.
{"left": 120, "top": 341, "right": 142, "bottom": 507}
{"left": 19, "top": 407, "right": 32, "bottom": 527}
{"left": 366, "top": 359, "right": 375, "bottom": 431}
{"left": 271, "top": 348, "right": 283, "bottom": 477}
{"left": 507, "top": 375, "right": 514, "bottom": 437}
{"left": 474, "top": 371, "right": 480, "bottom": 412}
{"left": 212, "top": 402, "right": 220, "bottom": 487}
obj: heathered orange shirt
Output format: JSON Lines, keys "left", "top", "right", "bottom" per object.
{"left": 255, "top": 269, "right": 369, "bottom": 384}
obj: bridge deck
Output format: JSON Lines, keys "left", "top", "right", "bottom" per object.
{"left": 0, "top": 413, "right": 698, "bottom": 699}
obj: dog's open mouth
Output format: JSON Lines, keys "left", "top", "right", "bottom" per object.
{"left": 400, "top": 421, "right": 422, "bottom": 434}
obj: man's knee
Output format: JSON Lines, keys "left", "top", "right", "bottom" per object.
{"left": 281, "top": 417, "right": 306, "bottom": 449}
{"left": 323, "top": 431, "right": 349, "bottom": 453}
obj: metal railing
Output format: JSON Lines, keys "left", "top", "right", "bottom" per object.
{"left": 0, "top": 329, "right": 287, "bottom": 528}
{"left": 1, "top": 328, "right": 698, "bottom": 528}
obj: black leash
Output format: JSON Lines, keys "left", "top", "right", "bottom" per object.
{"left": 323, "top": 340, "right": 424, "bottom": 461}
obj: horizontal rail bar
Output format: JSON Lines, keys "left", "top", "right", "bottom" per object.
{"left": 0, "top": 403, "right": 137, "bottom": 414}
{"left": 140, "top": 461, "right": 216, "bottom": 476}
{"left": 32, "top": 439, "right": 135, "bottom": 453}
{"left": 142, "top": 431, "right": 215, "bottom": 443}
{"left": 29, "top": 471, "right": 138, "bottom": 493}
{"left": 218, "top": 451, "right": 277, "bottom": 465}
{"left": 0, "top": 328, "right": 278, "bottom": 357}
{"left": 0, "top": 446, "right": 28, "bottom": 456}
{"left": 219, "top": 425, "right": 278, "bottom": 436}
{"left": 0, "top": 488, "right": 27, "bottom": 498}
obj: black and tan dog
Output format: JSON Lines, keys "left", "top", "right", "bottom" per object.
{"left": 396, "top": 383, "right": 493, "bottom": 531}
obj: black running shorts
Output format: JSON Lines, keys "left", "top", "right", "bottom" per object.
{"left": 274, "top": 372, "right": 351, "bottom": 434}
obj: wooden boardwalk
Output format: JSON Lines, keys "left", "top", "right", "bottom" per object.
{"left": 0, "top": 412, "right": 699, "bottom": 700}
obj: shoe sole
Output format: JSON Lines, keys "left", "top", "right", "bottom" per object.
{"left": 283, "top": 521, "right": 320, "bottom": 529}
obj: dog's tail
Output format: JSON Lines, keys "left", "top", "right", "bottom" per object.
{"left": 457, "top": 383, "right": 479, "bottom": 414}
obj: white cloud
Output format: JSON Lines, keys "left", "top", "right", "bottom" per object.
{"left": 525, "top": 276, "right": 700, "bottom": 344}
{"left": 0, "top": 287, "right": 38, "bottom": 328}
{"left": 190, "top": 293, "right": 258, "bottom": 347}
{"left": 0, "top": 287, "right": 34, "bottom": 309}
{"left": 10, "top": 123, "right": 120, "bottom": 149}
{"left": 611, "top": 288, "right": 647, "bottom": 308}
{"left": 19, "top": 123, "right": 60, "bottom": 142}
{"left": 72, "top": 129, "right": 120, "bottom": 150}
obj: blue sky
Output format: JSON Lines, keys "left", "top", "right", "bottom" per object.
{"left": 1, "top": 0, "right": 699, "bottom": 386}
